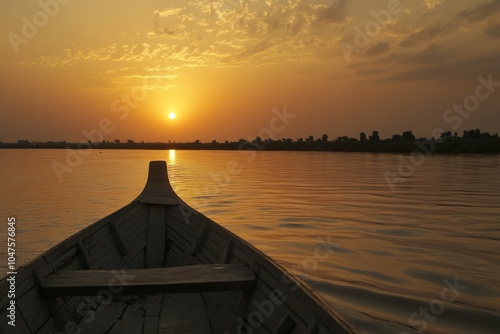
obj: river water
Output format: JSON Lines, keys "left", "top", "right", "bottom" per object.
{"left": 0, "top": 149, "right": 499, "bottom": 333}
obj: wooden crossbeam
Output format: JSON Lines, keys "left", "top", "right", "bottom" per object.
{"left": 40, "top": 264, "right": 255, "bottom": 297}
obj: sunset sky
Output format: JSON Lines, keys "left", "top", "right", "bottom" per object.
{"left": 1, "top": 0, "right": 499, "bottom": 142}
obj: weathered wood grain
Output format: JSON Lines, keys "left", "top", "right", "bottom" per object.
{"left": 41, "top": 264, "right": 255, "bottom": 297}
{"left": 146, "top": 205, "right": 167, "bottom": 268}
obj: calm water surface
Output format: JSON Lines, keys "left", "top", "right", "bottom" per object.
{"left": 0, "top": 149, "right": 499, "bottom": 333}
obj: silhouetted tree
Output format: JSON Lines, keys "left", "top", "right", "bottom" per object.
{"left": 335, "top": 136, "right": 350, "bottom": 143}
{"left": 463, "top": 129, "right": 481, "bottom": 139}
{"left": 114, "top": 139, "right": 120, "bottom": 144}
{"left": 360, "top": 132, "right": 367, "bottom": 141}
{"left": 306, "top": 135, "right": 314, "bottom": 143}
{"left": 321, "top": 134, "right": 329, "bottom": 142}
{"left": 440, "top": 131, "right": 452, "bottom": 141}
{"left": 127, "top": 139, "right": 134, "bottom": 144}
{"left": 369, "top": 131, "right": 380, "bottom": 141}
{"left": 402, "top": 130, "right": 415, "bottom": 141}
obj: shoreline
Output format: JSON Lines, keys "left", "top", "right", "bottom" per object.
{"left": 1, "top": 140, "right": 500, "bottom": 154}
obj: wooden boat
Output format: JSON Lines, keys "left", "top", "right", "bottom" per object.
{"left": 0, "top": 161, "right": 357, "bottom": 334}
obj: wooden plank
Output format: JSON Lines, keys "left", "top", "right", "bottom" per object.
{"left": 274, "top": 314, "right": 296, "bottom": 334}
{"left": 116, "top": 207, "right": 149, "bottom": 240}
{"left": 146, "top": 205, "right": 167, "bottom": 268}
{"left": 92, "top": 246, "right": 124, "bottom": 270}
{"left": 122, "top": 228, "right": 147, "bottom": 260}
{"left": 77, "top": 241, "right": 92, "bottom": 269}
{"left": 82, "top": 226, "right": 117, "bottom": 262}
{"left": 77, "top": 302, "right": 127, "bottom": 334}
{"left": 49, "top": 247, "right": 79, "bottom": 273}
{"left": 238, "top": 281, "right": 290, "bottom": 334}
{"left": 221, "top": 239, "right": 234, "bottom": 263}
{"left": 62, "top": 202, "right": 139, "bottom": 250}
{"left": 203, "top": 237, "right": 224, "bottom": 258}
{"left": 167, "top": 209, "right": 198, "bottom": 236}
{"left": 0, "top": 307, "right": 31, "bottom": 333}
{"left": 201, "top": 290, "right": 244, "bottom": 333}
{"left": 191, "top": 221, "right": 210, "bottom": 255}
{"left": 17, "top": 286, "right": 52, "bottom": 333}
{"left": 159, "top": 293, "right": 211, "bottom": 334}
{"left": 167, "top": 212, "right": 197, "bottom": 240}
{"left": 143, "top": 295, "right": 163, "bottom": 333}
{"left": 36, "top": 317, "right": 58, "bottom": 334}
{"left": 128, "top": 248, "right": 146, "bottom": 269}
{"left": 109, "top": 220, "right": 128, "bottom": 257}
{"left": 206, "top": 228, "right": 227, "bottom": 247}
{"left": 166, "top": 224, "right": 191, "bottom": 251}
{"left": 198, "top": 241, "right": 220, "bottom": 264}
{"left": 108, "top": 299, "right": 146, "bottom": 334}
{"left": 41, "top": 264, "right": 255, "bottom": 297}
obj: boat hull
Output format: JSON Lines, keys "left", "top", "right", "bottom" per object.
{"left": 0, "top": 161, "right": 356, "bottom": 334}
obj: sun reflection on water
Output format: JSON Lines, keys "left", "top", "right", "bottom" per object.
{"left": 168, "top": 149, "right": 176, "bottom": 164}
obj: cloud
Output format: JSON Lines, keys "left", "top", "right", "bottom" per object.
{"left": 353, "top": 44, "right": 455, "bottom": 77}
{"left": 364, "top": 42, "right": 390, "bottom": 56}
{"left": 485, "top": 23, "right": 500, "bottom": 38}
{"left": 226, "top": 40, "right": 273, "bottom": 62}
{"left": 155, "top": 8, "right": 184, "bottom": 18}
{"left": 400, "top": 0, "right": 500, "bottom": 48}
{"left": 422, "top": 0, "right": 446, "bottom": 10}
{"left": 454, "top": 0, "right": 500, "bottom": 23}
{"left": 156, "top": 26, "right": 175, "bottom": 35}
{"left": 355, "top": 68, "right": 388, "bottom": 76}
{"left": 380, "top": 54, "right": 500, "bottom": 82}
{"left": 400, "top": 22, "right": 455, "bottom": 47}
{"left": 315, "top": 0, "right": 348, "bottom": 24}
{"left": 404, "top": 44, "right": 454, "bottom": 64}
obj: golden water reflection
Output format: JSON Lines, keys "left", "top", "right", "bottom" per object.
{"left": 1, "top": 150, "right": 499, "bottom": 334}
{"left": 168, "top": 149, "right": 176, "bottom": 164}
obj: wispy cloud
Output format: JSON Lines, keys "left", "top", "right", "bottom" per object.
{"left": 400, "top": 0, "right": 500, "bottom": 47}
{"left": 154, "top": 8, "right": 184, "bottom": 18}
{"left": 485, "top": 23, "right": 500, "bottom": 38}
{"left": 454, "top": 0, "right": 500, "bottom": 23}
{"left": 314, "top": 0, "right": 348, "bottom": 24}
{"left": 365, "top": 41, "right": 390, "bottom": 56}
{"left": 381, "top": 54, "right": 500, "bottom": 82}
{"left": 422, "top": 0, "right": 446, "bottom": 10}
{"left": 400, "top": 22, "right": 455, "bottom": 48}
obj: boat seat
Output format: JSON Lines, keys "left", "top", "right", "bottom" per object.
{"left": 40, "top": 264, "right": 255, "bottom": 297}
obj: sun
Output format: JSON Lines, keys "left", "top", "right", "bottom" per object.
{"left": 168, "top": 112, "right": 176, "bottom": 120}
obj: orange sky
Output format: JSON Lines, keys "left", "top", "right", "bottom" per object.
{"left": 1, "top": 0, "right": 499, "bottom": 142}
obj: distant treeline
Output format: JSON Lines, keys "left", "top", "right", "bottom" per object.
{"left": 2, "top": 129, "right": 500, "bottom": 154}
